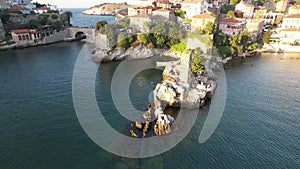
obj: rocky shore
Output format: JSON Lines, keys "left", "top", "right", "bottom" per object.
{"left": 128, "top": 52, "right": 216, "bottom": 137}
{"left": 92, "top": 43, "right": 183, "bottom": 63}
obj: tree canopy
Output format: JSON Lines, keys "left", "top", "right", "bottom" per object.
{"left": 203, "top": 21, "right": 216, "bottom": 35}
{"left": 227, "top": 10, "right": 236, "bottom": 18}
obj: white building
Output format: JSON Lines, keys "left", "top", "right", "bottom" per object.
{"left": 281, "top": 14, "right": 300, "bottom": 29}
{"left": 33, "top": 6, "right": 51, "bottom": 14}
{"left": 180, "top": 0, "right": 212, "bottom": 19}
{"left": 235, "top": 1, "right": 254, "bottom": 18}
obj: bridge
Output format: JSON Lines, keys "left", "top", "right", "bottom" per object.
{"left": 66, "top": 27, "right": 96, "bottom": 43}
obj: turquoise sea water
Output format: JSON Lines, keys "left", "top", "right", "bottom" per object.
{"left": 0, "top": 8, "right": 300, "bottom": 169}
{"left": 61, "top": 8, "right": 114, "bottom": 27}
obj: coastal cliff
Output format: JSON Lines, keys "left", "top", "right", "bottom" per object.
{"left": 82, "top": 3, "right": 133, "bottom": 15}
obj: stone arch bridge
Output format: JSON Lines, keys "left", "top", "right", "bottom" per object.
{"left": 66, "top": 27, "right": 96, "bottom": 42}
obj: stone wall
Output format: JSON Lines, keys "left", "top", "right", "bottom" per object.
{"left": 0, "top": 19, "right": 5, "bottom": 41}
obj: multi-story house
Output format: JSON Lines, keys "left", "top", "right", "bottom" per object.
{"left": 263, "top": 12, "right": 285, "bottom": 25}
{"left": 191, "top": 13, "right": 216, "bottom": 31}
{"left": 235, "top": 1, "right": 254, "bottom": 18}
{"left": 180, "top": 0, "right": 212, "bottom": 19}
{"left": 288, "top": 5, "right": 300, "bottom": 15}
{"left": 281, "top": 14, "right": 300, "bottom": 29}
{"left": 218, "top": 17, "right": 246, "bottom": 36}
{"left": 128, "top": 6, "right": 156, "bottom": 16}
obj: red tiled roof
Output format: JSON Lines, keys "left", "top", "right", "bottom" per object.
{"left": 284, "top": 14, "right": 300, "bottom": 18}
{"left": 281, "top": 28, "right": 300, "bottom": 31}
{"left": 157, "top": 0, "right": 171, "bottom": 4}
{"left": 244, "top": 3, "right": 254, "bottom": 7}
{"left": 219, "top": 17, "right": 241, "bottom": 23}
{"left": 34, "top": 7, "right": 51, "bottom": 11}
{"left": 11, "top": 29, "right": 37, "bottom": 34}
{"left": 10, "top": 5, "right": 30, "bottom": 10}
{"left": 192, "top": 13, "right": 216, "bottom": 19}
{"left": 153, "top": 9, "right": 171, "bottom": 12}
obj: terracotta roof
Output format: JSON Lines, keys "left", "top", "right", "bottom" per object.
{"left": 11, "top": 29, "right": 37, "bottom": 34}
{"left": 153, "top": 9, "right": 171, "bottom": 12}
{"left": 10, "top": 5, "right": 30, "bottom": 10}
{"left": 244, "top": 3, "right": 254, "bottom": 7}
{"left": 157, "top": 0, "right": 172, "bottom": 4}
{"left": 219, "top": 17, "right": 241, "bottom": 23}
{"left": 284, "top": 14, "right": 300, "bottom": 18}
{"left": 281, "top": 28, "right": 300, "bottom": 31}
{"left": 34, "top": 7, "right": 51, "bottom": 10}
{"left": 192, "top": 13, "right": 216, "bottom": 19}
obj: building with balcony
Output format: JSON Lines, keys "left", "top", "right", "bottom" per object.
{"left": 218, "top": 17, "right": 246, "bottom": 36}
{"left": 281, "top": 14, "right": 300, "bottom": 29}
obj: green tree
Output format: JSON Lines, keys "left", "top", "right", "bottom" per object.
{"left": 213, "top": 31, "right": 229, "bottom": 47}
{"left": 254, "top": 10, "right": 264, "bottom": 19}
{"left": 174, "top": 9, "right": 185, "bottom": 19}
{"left": 170, "top": 41, "right": 186, "bottom": 52}
{"left": 227, "top": 10, "right": 236, "bottom": 18}
{"left": 137, "top": 33, "right": 149, "bottom": 46}
{"left": 95, "top": 20, "right": 108, "bottom": 31}
{"left": 191, "top": 48, "right": 206, "bottom": 73}
{"left": 230, "top": 0, "right": 240, "bottom": 5}
{"left": 32, "top": 2, "right": 46, "bottom": 7}
{"left": 203, "top": 21, "right": 216, "bottom": 35}
{"left": 117, "top": 31, "right": 130, "bottom": 48}
{"left": 217, "top": 46, "right": 235, "bottom": 58}
{"left": 296, "top": 0, "right": 300, "bottom": 5}
{"left": 51, "top": 14, "right": 58, "bottom": 19}
{"left": 262, "top": 30, "right": 272, "bottom": 44}
{"left": 238, "top": 30, "right": 251, "bottom": 46}
{"left": 63, "top": 11, "right": 73, "bottom": 25}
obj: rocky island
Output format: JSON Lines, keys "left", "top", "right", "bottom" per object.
{"left": 128, "top": 51, "right": 216, "bottom": 137}
{"left": 82, "top": 3, "right": 134, "bottom": 15}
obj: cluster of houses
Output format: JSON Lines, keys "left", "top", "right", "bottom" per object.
{"left": 112, "top": 0, "right": 300, "bottom": 45}
{"left": 0, "top": 0, "right": 59, "bottom": 14}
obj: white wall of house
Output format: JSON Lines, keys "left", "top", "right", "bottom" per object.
{"left": 281, "top": 17, "right": 300, "bottom": 29}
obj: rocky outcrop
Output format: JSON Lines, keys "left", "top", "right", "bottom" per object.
{"left": 92, "top": 43, "right": 165, "bottom": 63}
{"left": 129, "top": 52, "right": 216, "bottom": 137}
{"left": 82, "top": 3, "right": 133, "bottom": 15}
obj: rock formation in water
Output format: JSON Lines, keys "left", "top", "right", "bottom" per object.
{"left": 82, "top": 3, "right": 133, "bottom": 15}
{"left": 130, "top": 51, "right": 216, "bottom": 137}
